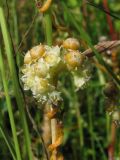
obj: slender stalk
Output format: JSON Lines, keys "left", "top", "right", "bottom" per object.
{"left": 97, "top": 69, "right": 110, "bottom": 141}
{"left": 12, "top": 0, "right": 20, "bottom": 46}
{"left": 51, "top": 118, "right": 57, "bottom": 144}
{"left": 75, "top": 101, "right": 84, "bottom": 148}
{"left": 72, "top": 83, "right": 84, "bottom": 153}
{"left": 51, "top": 117, "right": 57, "bottom": 158}
{"left": 87, "top": 89, "right": 96, "bottom": 160}
{"left": 0, "top": 48, "right": 21, "bottom": 160}
{"left": 106, "top": 113, "right": 110, "bottom": 141}
{"left": 102, "top": 0, "right": 117, "bottom": 40}
{"left": 91, "top": 132, "right": 107, "bottom": 160}
{"left": 108, "top": 122, "right": 116, "bottom": 160}
{"left": 0, "top": 125, "right": 16, "bottom": 160}
{"left": 43, "top": 11, "right": 52, "bottom": 46}
{"left": 43, "top": 10, "right": 59, "bottom": 159}
{"left": 0, "top": 6, "right": 33, "bottom": 160}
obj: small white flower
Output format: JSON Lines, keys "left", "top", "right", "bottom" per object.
{"left": 44, "top": 54, "right": 61, "bottom": 67}
{"left": 34, "top": 59, "right": 49, "bottom": 77}
{"left": 48, "top": 91, "right": 62, "bottom": 105}
{"left": 73, "top": 75, "right": 86, "bottom": 90}
{"left": 44, "top": 46, "right": 61, "bottom": 67}
{"left": 73, "top": 71, "right": 90, "bottom": 90}
{"left": 45, "top": 45, "right": 60, "bottom": 56}
{"left": 32, "top": 77, "right": 49, "bottom": 94}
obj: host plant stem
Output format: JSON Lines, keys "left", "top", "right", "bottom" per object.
{"left": 44, "top": 10, "right": 57, "bottom": 158}
{"left": 0, "top": 48, "right": 21, "bottom": 160}
{"left": 0, "top": 6, "right": 33, "bottom": 160}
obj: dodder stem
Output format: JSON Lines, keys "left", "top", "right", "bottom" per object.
{"left": 43, "top": 9, "right": 63, "bottom": 159}
{"left": 43, "top": 11, "right": 52, "bottom": 46}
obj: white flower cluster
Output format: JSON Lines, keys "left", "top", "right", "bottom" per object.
{"left": 21, "top": 38, "right": 91, "bottom": 104}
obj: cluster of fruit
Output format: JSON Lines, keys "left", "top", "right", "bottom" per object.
{"left": 21, "top": 38, "right": 91, "bottom": 104}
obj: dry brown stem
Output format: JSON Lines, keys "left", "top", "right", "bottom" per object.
{"left": 82, "top": 41, "right": 120, "bottom": 57}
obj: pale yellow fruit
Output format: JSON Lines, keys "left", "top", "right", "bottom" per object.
{"left": 63, "top": 38, "right": 80, "bottom": 50}
{"left": 30, "top": 45, "right": 45, "bottom": 59}
{"left": 64, "top": 51, "right": 84, "bottom": 69}
{"left": 24, "top": 51, "right": 32, "bottom": 64}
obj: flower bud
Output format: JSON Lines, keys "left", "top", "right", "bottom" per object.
{"left": 24, "top": 51, "right": 32, "bottom": 64}
{"left": 63, "top": 38, "right": 80, "bottom": 50}
{"left": 30, "top": 45, "right": 45, "bottom": 60}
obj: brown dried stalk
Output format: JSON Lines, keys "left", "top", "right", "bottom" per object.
{"left": 102, "top": 0, "right": 117, "bottom": 40}
{"left": 82, "top": 41, "right": 120, "bottom": 57}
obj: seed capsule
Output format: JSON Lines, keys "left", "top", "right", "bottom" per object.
{"left": 24, "top": 51, "right": 32, "bottom": 64}
{"left": 30, "top": 45, "right": 45, "bottom": 60}
{"left": 63, "top": 38, "right": 80, "bottom": 50}
{"left": 64, "top": 50, "right": 84, "bottom": 69}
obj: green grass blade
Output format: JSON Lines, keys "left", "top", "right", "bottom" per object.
{"left": 0, "top": 125, "right": 16, "bottom": 160}
{"left": 0, "top": 6, "right": 33, "bottom": 160}
{"left": 0, "top": 48, "right": 22, "bottom": 160}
